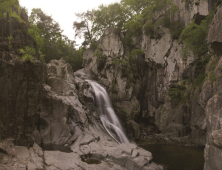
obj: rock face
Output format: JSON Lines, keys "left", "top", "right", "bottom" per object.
{"left": 0, "top": 5, "right": 162, "bottom": 169}
{"left": 82, "top": 4, "right": 222, "bottom": 170}
{"left": 1, "top": 1, "right": 222, "bottom": 170}
{"left": 0, "top": 58, "right": 163, "bottom": 170}
{"left": 208, "top": 5, "right": 222, "bottom": 54}
{"left": 0, "top": 8, "right": 46, "bottom": 146}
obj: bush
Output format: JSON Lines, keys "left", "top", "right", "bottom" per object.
{"left": 129, "top": 49, "right": 144, "bottom": 60}
{"left": 20, "top": 46, "right": 35, "bottom": 62}
{"left": 179, "top": 12, "right": 214, "bottom": 57}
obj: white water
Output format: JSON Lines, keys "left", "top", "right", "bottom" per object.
{"left": 86, "top": 80, "right": 129, "bottom": 144}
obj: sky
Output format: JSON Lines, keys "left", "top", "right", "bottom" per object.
{"left": 19, "top": 0, "right": 121, "bottom": 47}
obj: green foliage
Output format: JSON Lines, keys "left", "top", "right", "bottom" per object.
{"left": 215, "top": 0, "right": 222, "bottom": 8}
{"left": 73, "top": 11, "right": 94, "bottom": 48}
{"left": 91, "top": 3, "right": 130, "bottom": 37}
{"left": 121, "top": 59, "right": 129, "bottom": 65}
{"left": 129, "top": 49, "right": 144, "bottom": 61}
{"left": 112, "top": 58, "right": 120, "bottom": 65}
{"left": 112, "top": 82, "right": 119, "bottom": 94}
{"left": 122, "top": 36, "right": 134, "bottom": 49}
{"left": 207, "top": 58, "right": 218, "bottom": 82}
{"left": 28, "top": 8, "right": 83, "bottom": 71}
{"left": 0, "top": 0, "right": 26, "bottom": 24}
{"left": 163, "top": 19, "right": 184, "bottom": 39}
{"left": 192, "top": 72, "right": 207, "bottom": 91}
{"left": 218, "top": 66, "right": 222, "bottom": 72}
{"left": 10, "top": 11, "right": 25, "bottom": 23}
{"left": 93, "top": 48, "right": 107, "bottom": 59}
{"left": 209, "top": 71, "right": 216, "bottom": 82}
{"left": 89, "top": 41, "right": 98, "bottom": 50}
{"left": 124, "top": 15, "right": 143, "bottom": 36}
{"left": 8, "top": 35, "right": 13, "bottom": 48}
{"left": 179, "top": 12, "right": 214, "bottom": 58}
{"left": 0, "top": 0, "right": 18, "bottom": 18}
{"left": 168, "top": 84, "right": 186, "bottom": 101}
{"left": 93, "top": 48, "right": 107, "bottom": 71}
{"left": 184, "top": 0, "right": 193, "bottom": 6}
{"left": 20, "top": 46, "right": 35, "bottom": 62}
{"left": 88, "top": 0, "right": 178, "bottom": 41}
{"left": 144, "top": 21, "right": 155, "bottom": 36}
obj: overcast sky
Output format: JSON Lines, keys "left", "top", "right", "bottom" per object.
{"left": 19, "top": 0, "right": 121, "bottom": 47}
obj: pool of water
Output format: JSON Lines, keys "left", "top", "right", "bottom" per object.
{"left": 138, "top": 143, "right": 204, "bottom": 170}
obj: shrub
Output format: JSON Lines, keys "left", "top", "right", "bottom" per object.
{"left": 179, "top": 12, "right": 214, "bottom": 57}
{"left": 20, "top": 46, "right": 35, "bottom": 62}
{"left": 129, "top": 49, "right": 144, "bottom": 61}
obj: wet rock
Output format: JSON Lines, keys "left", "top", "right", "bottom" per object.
{"left": 127, "top": 120, "right": 141, "bottom": 140}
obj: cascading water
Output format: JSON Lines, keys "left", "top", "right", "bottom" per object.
{"left": 86, "top": 80, "right": 129, "bottom": 144}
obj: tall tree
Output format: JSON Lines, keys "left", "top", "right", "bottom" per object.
{"left": 73, "top": 10, "right": 93, "bottom": 48}
{"left": 91, "top": 3, "right": 131, "bottom": 37}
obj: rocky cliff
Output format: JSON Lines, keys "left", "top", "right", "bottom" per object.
{"left": 0, "top": 5, "right": 45, "bottom": 146}
{"left": 0, "top": 0, "right": 222, "bottom": 170}
{"left": 0, "top": 4, "right": 162, "bottom": 170}
{"left": 82, "top": 2, "right": 222, "bottom": 170}
{"left": 0, "top": 57, "right": 163, "bottom": 170}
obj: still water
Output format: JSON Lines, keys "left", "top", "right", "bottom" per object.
{"left": 138, "top": 143, "right": 204, "bottom": 170}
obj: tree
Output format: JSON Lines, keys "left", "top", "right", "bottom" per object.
{"left": 0, "top": 0, "right": 19, "bottom": 18}
{"left": 73, "top": 10, "right": 93, "bottom": 48}
{"left": 91, "top": 3, "right": 131, "bottom": 37}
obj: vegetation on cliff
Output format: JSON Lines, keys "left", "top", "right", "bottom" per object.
{"left": 27, "top": 8, "right": 83, "bottom": 71}
{"left": 179, "top": 12, "right": 214, "bottom": 59}
{"left": 0, "top": 0, "right": 83, "bottom": 71}
{"left": 74, "top": 0, "right": 180, "bottom": 48}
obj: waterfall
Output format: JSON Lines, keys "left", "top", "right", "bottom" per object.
{"left": 86, "top": 80, "right": 129, "bottom": 144}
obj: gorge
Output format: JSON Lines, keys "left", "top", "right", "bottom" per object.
{"left": 1, "top": 0, "right": 222, "bottom": 169}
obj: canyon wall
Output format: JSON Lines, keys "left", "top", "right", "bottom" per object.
{"left": 83, "top": 2, "right": 222, "bottom": 170}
